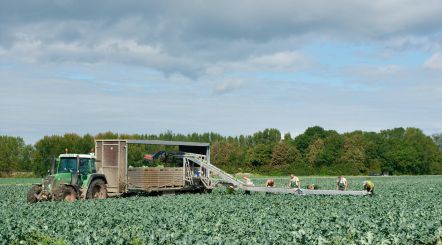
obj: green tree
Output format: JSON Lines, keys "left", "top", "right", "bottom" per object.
{"left": 247, "top": 144, "right": 273, "bottom": 168}
{"left": 19, "top": 144, "right": 35, "bottom": 171}
{"left": 32, "top": 134, "right": 94, "bottom": 176}
{"left": 362, "top": 132, "right": 386, "bottom": 174}
{"left": 294, "top": 126, "right": 329, "bottom": 154}
{"left": 95, "top": 131, "right": 119, "bottom": 139}
{"left": 269, "top": 142, "right": 307, "bottom": 174}
{"left": 316, "top": 132, "right": 343, "bottom": 166}
{"left": 271, "top": 142, "right": 301, "bottom": 166}
{"left": 251, "top": 128, "right": 281, "bottom": 146}
{"left": 283, "top": 132, "right": 292, "bottom": 142}
{"left": 380, "top": 128, "right": 440, "bottom": 175}
{"left": 306, "top": 138, "right": 325, "bottom": 166}
{"left": 403, "top": 128, "right": 439, "bottom": 174}
{"left": 432, "top": 133, "right": 442, "bottom": 151}
{"left": 0, "top": 136, "right": 28, "bottom": 174}
{"left": 211, "top": 141, "right": 245, "bottom": 173}
{"left": 339, "top": 132, "right": 367, "bottom": 175}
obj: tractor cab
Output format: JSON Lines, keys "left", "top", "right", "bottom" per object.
{"left": 55, "top": 154, "right": 97, "bottom": 186}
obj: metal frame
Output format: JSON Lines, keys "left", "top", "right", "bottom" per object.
{"left": 95, "top": 139, "right": 211, "bottom": 194}
{"left": 97, "top": 141, "right": 125, "bottom": 193}
{"left": 126, "top": 140, "right": 209, "bottom": 147}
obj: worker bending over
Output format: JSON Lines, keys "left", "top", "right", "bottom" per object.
{"left": 363, "top": 180, "right": 375, "bottom": 194}
{"left": 243, "top": 176, "right": 255, "bottom": 187}
{"left": 336, "top": 175, "right": 348, "bottom": 191}
{"left": 242, "top": 176, "right": 254, "bottom": 195}
{"left": 265, "top": 179, "right": 275, "bottom": 187}
{"left": 288, "top": 174, "right": 301, "bottom": 189}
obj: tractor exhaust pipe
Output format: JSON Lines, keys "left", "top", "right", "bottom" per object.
{"left": 50, "top": 155, "right": 56, "bottom": 175}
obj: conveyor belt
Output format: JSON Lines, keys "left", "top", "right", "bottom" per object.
{"left": 241, "top": 186, "right": 370, "bottom": 195}
{"left": 184, "top": 154, "right": 371, "bottom": 196}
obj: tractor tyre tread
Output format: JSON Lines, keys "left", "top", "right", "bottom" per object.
{"left": 27, "top": 185, "right": 42, "bottom": 203}
{"left": 86, "top": 179, "right": 107, "bottom": 199}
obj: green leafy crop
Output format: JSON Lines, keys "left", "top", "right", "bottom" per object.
{"left": 0, "top": 176, "right": 441, "bottom": 244}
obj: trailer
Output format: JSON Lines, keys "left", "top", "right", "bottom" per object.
{"left": 95, "top": 139, "right": 215, "bottom": 196}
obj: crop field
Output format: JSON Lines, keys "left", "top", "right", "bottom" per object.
{"left": 0, "top": 178, "right": 41, "bottom": 186}
{"left": 1, "top": 176, "right": 442, "bottom": 244}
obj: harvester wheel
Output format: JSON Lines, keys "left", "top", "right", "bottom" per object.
{"left": 53, "top": 185, "right": 78, "bottom": 202}
{"left": 27, "top": 185, "right": 42, "bottom": 203}
{"left": 86, "top": 179, "right": 107, "bottom": 199}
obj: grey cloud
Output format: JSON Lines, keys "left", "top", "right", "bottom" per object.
{"left": 213, "top": 79, "right": 245, "bottom": 94}
{"left": 424, "top": 53, "right": 442, "bottom": 70}
{"left": 2, "top": 60, "right": 442, "bottom": 144}
{"left": 1, "top": 0, "right": 442, "bottom": 144}
{"left": 1, "top": 16, "right": 438, "bottom": 85}
{"left": 1, "top": 1, "right": 442, "bottom": 66}
{"left": 382, "top": 35, "right": 442, "bottom": 53}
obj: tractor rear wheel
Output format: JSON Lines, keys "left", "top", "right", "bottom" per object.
{"left": 27, "top": 185, "right": 42, "bottom": 203}
{"left": 86, "top": 179, "right": 107, "bottom": 199}
{"left": 53, "top": 185, "right": 78, "bottom": 201}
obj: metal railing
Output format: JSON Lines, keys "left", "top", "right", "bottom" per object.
{"left": 183, "top": 158, "right": 194, "bottom": 186}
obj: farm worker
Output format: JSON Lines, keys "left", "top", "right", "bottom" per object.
{"left": 288, "top": 174, "right": 300, "bottom": 189}
{"left": 265, "top": 179, "right": 275, "bottom": 187}
{"left": 243, "top": 176, "right": 255, "bottom": 187}
{"left": 363, "top": 180, "right": 375, "bottom": 194}
{"left": 307, "top": 184, "right": 317, "bottom": 190}
{"left": 243, "top": 176, "right": 254, "bottom": 195}
{"left": 336, "top": 175, "right": 348, "bottom": 191}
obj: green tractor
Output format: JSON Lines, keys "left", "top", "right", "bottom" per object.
{"left": 27, "top": 153, "right": 108, "bottom": 203}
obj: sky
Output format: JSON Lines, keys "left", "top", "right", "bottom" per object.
{"left": 1, "top": 0, "right": 442, "bottom": 144}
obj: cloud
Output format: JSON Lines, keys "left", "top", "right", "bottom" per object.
{"left": 214, "top": 79, "right": 245, "bottom": 94}
{"left": 1, "top": 0, "right": 442, "bottom": 78}
{"left": 249, "top": 51, "right": 310, "bottom": 72}
{"left": 345, "top": 64, "right": 402, "bottom": 79}
{"left": 1, "top": 0, "right": 442, "bottom": 143}
{"left": 424, "top": 53, "right": 442, "bottom": 70}
{"left": 383, "top": 36, "right": 442, "bottom": 52}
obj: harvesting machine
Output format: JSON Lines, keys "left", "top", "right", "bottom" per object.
{"left": 28, "top": 139, "right": 370, "bottom": 202}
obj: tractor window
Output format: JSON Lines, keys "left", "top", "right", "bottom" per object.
{"left": 58, "top": 158, "right": 77, "bottom": 173}
{"left": 58, "top": 158, "right": 96, "bottom": 174}
{"left": 90, "top": 158, "right": 97, "bottom": 173}
{"left": 79, "top": 158, "right": 89, "bottom": 174}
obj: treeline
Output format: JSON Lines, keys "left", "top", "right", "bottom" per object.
{"left": 1, "top": 127, "right": 442, "bottom": 177}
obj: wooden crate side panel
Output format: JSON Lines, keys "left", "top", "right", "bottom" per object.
{"left": 128, "top": 168, "right": 184, "bottom": 189}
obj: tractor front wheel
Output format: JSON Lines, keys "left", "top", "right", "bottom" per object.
{"left": 86, "top": 179, "right": 107, "bottom": 199}
{"left": 53, "top": 185, "right": 78, "bottom": 201}
{"left": 27, "top": 185, "right": 42, "bottom": 203}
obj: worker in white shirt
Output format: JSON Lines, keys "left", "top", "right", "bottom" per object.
{"left": 288, "top": 174, "right": 300, "bottom": 189}
{"left": 243, "top": 176, "right": 255, "bottom": 186}
{"left": 336, "top": 175, "right": 348, "bottom": 191}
